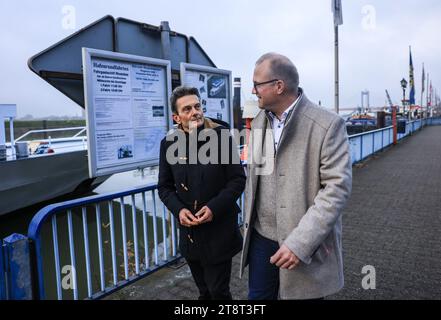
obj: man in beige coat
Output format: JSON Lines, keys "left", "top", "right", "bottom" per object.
{"left": 239, "top": 53, "right": 352, "bottom": 300}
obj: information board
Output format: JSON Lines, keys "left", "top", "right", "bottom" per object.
{"left": 180, "top": 63, "right": 233, "bottom": 128}
{"left": 82, "top": 48, "right": 172, "bottom": 177}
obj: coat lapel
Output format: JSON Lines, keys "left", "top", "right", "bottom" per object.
{"left": 244, "top": 110, "right": 267, "bottom": 223}
{"left": 275, "top": 91, "right": 309, "bottom": 157}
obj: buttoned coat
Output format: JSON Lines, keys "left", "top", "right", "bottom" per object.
{"left": 158, "top": 118, "right": 246, "bottom": 265}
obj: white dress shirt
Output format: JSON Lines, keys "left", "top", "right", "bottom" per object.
{"left": 267, "top": 93, "right": 302, "bottom": 151}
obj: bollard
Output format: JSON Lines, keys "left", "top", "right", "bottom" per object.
{"left": 0, "top": 239, "right": 6, "bottom": 299}
{"left": 3, "top": 233, "right": 33, "bottom": 300}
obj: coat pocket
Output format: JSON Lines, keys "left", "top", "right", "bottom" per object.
{"left": 312, "top": 244, "right": 328, "bottom": 263}
{"left": 312, "top": 234, "right": 333, "bottom": 264}
{"left": 172, "top": 165, "right": 193, "bottom": 204}
{"left": 172, "top": 165, "right": 187, "bottom": 190}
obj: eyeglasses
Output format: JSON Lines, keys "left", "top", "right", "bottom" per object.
{"left": 253, "top": 79, "right": 279, "bottom": 92}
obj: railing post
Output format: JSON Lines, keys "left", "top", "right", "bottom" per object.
{"left": 381, "top": 130, "right": 384, "bottom": 151}
{"left": 1, "top": 239, "right": 7, "bottom": 300}
{"left": 2, "top": 234, "right": 33, "bottom": 300}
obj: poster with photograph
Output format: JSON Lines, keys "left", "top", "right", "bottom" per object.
{"left": 95, "top": 129, "right": 134, "bottom": 165}
{"left": 83, "top": 48, "right": 172, "bottom": 177}
{"left": 180, "top": 63, "right": 233, "bottom": 127}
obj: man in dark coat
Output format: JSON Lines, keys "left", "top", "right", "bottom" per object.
{"left": 158, "top": 86, "right": 245, "bottom": 300}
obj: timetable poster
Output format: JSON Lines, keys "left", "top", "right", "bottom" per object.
{"left": 84, "top": 49, "right": 171, "bottom": 176}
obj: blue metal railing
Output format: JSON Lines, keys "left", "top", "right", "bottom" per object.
{"left": 26, "top": 182, "right": 245, "bottom": 300}
{"left": 426, "top": 116, "right": 441, "bottom": 126}
{"left": 347, "top": 118, "right": 427, "bottom": 164}
{"left": 27, "top": 184, "right": 181, "bottom": 300}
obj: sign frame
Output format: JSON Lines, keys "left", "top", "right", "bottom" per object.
{"left": 180, "top": 63, "right": 233, "bottom": 129}
{"left": 82, "top": 47, "right": 172, "bottom": 178}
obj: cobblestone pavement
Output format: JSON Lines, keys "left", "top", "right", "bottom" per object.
{"left": 107, "top": 126, "right": 441, "bottom": 300}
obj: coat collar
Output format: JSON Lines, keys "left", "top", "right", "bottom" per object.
{"left": 175, "top": 117, "right": 221, "bottom": 134}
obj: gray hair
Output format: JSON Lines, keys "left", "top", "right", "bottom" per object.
{"left": 170, "top": 86, "right": 200, "bottom": 114}
{"left": 255, "top": 52, "right": 299, "bottom": 95}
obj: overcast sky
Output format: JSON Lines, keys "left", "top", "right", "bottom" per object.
{"left": 1, "top": 0, "right": 440, "bottom": 117}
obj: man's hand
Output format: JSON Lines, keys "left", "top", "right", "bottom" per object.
{"left": 270, "top": 244, "right": 300, "bottom": 270}
{"left": 194, "top": 206, "right": 214, "bottom": 224}
{"left": 179, "top": 208, "right": 199, "bottom": 227}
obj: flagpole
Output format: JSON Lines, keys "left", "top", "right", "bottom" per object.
{"left": 426, "top": 73, "right": 429, "bottom": 121}
{"left": 428, "top": 80, "right": 433, "bottom": 117}
{"left": 334, "top": 24, "right": 339, "bottom": 115}
{"left": 408, "top": 46, "right": 412, "bottom": 122}
{"left": 332, "top": 0, "right": 342, "bottom": 115}
{"left": 420, "top": 63, "right": 424, "bottom": 111}
{"left": 430, "top": 80, "right": 432, "bottom": 117}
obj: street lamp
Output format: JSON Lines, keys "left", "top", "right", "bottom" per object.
{"left": 400, "top": 78, "right": 407, "bottom": 115}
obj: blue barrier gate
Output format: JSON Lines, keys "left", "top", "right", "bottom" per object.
{"left": 27, "top": 184, "right": 181, "bottom": 300}
{"left": 0, "top": 239, "right": 6, "bottom": 300}
{"left": 2, "top": 234, "right": 33, "bottom": 300}
{"left": 0, "top": 234, "right": 33, "bottom": 300}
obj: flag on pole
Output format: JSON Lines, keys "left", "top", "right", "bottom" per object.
{"left": 409, "top": 46, "right": 415, "bottom": 105}
{"left": 332, "top": 0, "right": 343, "bottom": 26}
{"left": 429, "top": 80, "right": 432, "bottom": 106}
{"left": 426, "top": 73, "right": 430, "bottom": 106}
